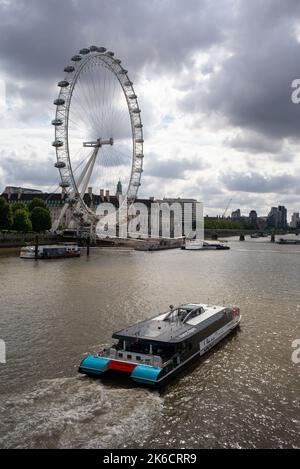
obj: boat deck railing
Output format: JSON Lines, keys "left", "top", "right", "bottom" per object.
{"left": 102, "top": 347, "right": 165, "bottom": 367}
{"left": 101, "top": 347, "right": 184, "bottom": 371}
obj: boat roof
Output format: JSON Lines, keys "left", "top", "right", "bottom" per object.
{"left": 21, "top": 244, "right": 79, "bottom": 249}
{"left": 112, "top": 303, "right": 228, "bottom": 345}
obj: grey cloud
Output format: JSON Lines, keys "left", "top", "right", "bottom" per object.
{"left": 0, "top": 0, "right": 230, "bottom": 81}
{"left": 0, "top": 0, "right": 234, "bottom": 128}
{"left": 0, "top": 150, "right": 58, "bottom": 189}
{"left": 180, "top": 0, "right": 300, "bottom": 141}
{"left": 224, "top": 131, "right": 283, "bottom": 154}
{"left": 222, "top": 171, "right": 299, "bottom": 194}
{"left": 3, "top": 0, "right": 300, "bottom": 142}
{"left": 272, "top": 151, "right": 295, "bottom": 163}
{"left": 145, "top": 153, "right": 205, "bottom": 179}
{"left": 139, "top": 170, "right": 284, "bottom": 216}
{"left": 224, "top": 130, "right": 296, "bottom": 163}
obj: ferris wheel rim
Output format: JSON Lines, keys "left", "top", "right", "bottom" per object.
{"left": 53, "top": 46, "right": 144, "bottom": 222}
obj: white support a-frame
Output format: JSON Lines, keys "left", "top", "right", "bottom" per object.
{"left": 52, "top": 138, "right": 113, "bottom": 232}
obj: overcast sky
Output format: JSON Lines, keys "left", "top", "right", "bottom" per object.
{"left": 0, "top": 0, "right": 300, "bottom": 218}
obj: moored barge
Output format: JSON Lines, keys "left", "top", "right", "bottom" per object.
{"left": 79, "top": 303, "right": 241, "bottom": 386}
{"left": 20, "top": 243, "right": 80, "bottom": 259}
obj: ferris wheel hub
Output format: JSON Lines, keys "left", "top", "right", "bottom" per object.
{"left": 83, "top": 138, "right": 114, "bottom": 148}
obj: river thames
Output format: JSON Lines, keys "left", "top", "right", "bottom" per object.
{"left": 0, "top": 239, "right": 299, "bottom": 448}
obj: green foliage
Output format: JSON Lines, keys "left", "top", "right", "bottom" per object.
{"left": 12, "top": 209, "right": 32, "bottom": 232}
{"left": 28, "top": 197, "right": 47, "bottom": 212}
{"left": 0, "top": 198, "right": 12, "bottom": 229}
{"left": 31, "top": 207, "right": 52, "bottom": 232}
{"left": 0, "top": 197, "right": 52, "bottom": 232}
{"left": 204, "top": 218, "right": 251, "bottom": 230}
{"left": 11, "top": 201, "right": 29, "bottom": 213}
{"left": 0, "top": 197, "right": 13, "bottom": 230}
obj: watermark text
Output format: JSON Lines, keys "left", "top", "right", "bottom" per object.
{"left": 95, "top": 197, "right": 204, "bottom": 240}
{"left": 291, "top": 339, "right": 300, "bottom": 364}
{"left": 0, "top": 339, "right": 6, "bottom": 364}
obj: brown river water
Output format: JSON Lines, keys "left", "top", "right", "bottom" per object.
{"left": 0, "top": 239, "right": 299, "bottom": 448}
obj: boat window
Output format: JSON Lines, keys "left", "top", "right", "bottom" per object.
{"left": 164, "top": 308, "right": 191, "bottom": 323}
{"left": 127, "top": 354, "right": 132, "bottom": 359}
{"left": 136, "top": 356, "right": 141, "bottom": 361}
{"left": 118, "top": 352, "right": 123, "bottom": 358}
{"left": 183, "top": 307, "right": 205, "bottom": 323}
{"left": 189, "top": 308, "right": 201, "bottom": 319}
{"left": 126, "top": 341, "right": 150, "bottom": 354}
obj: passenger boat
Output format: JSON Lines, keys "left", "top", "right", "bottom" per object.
{"left": 182, "top": 240, "right": 230, "bottom": 250}
{"left": 79, "top": 303, "right": 241, "bottom": 386}
{"left": 20, "top": 243, "right": 80, "bottom": 259}
{"left": 276, "top": 238, "right": 300, "bottom": 245}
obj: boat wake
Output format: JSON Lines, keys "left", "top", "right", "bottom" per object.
{"left": 0, "top": 376, "right": 162, "bottom": 449}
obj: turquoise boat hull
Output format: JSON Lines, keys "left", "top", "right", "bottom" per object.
{"left": 79, "top": 355, "right": 162, "bottom": 386}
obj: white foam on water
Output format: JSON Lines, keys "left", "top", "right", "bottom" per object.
{"left": 0, "top": 376, "right": 163, "bottom": 449}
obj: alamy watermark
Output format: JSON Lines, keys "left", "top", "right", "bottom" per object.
{"left": 291, "top": 79, "right": 300, "bottom": 103}
{"left": 290, "top": 84, "right": 300, "bottom": 365}
{"left": 95, "top": 197, "right": 204, "bottom": 240}
{"left": 291, "top": 339, "right": 300, "bottom": 365}
{"left": 0, "top": 339, "right": 6, "bottom": 364}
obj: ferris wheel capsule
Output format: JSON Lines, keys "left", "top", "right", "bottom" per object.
{"left": 80, "top": 48, "right": 90, "bottom": 55}
{"left": 54, "top": 98, "right": 65, "bottom": 106}
{"left": 89, "top": 45, "right": 98, "bottom": 52}
{"left": 52, "top": 140, "right": 63, "bottom": 147}
{"left": 71, "top": 55, "right": 82, "bottom": 61}
{"left": 64, "top": 65, "right": 75, "bottom": 73}
{"left": 58, "top": 80, "right": 69, "bottom": 88}
{"left": 54, "top": 161, "right": 66, "bottom": 168}
{"left": 51, "top": 119, "right": 63, "bottom": 126}
{"left": 98, "top": 47, "right": 107, "bottom": 53}
{"left": 59, "top": 181, "right": 70, "bottom": 188}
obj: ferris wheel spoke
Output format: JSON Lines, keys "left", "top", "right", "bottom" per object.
{"left": 98, "top": 149, "right": 118, "bottom": 187}
{"left": 89, "top": 63, "right": 102, "bottom": 131}
{"left": 75, "top": 78, "right": 99, "bottom": 135}
{"left": 69, "top": 96, "right": 96, "bottom": 137}
{"left": 110, "top": 146, "right": 132, "bottom": 164}
{"left": 74, "top": 73, "right": 100, "bottom": 135}
{"left": 87, "top": 70, "right": 103, "bottom": 132}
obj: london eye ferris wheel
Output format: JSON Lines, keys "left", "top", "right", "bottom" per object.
{"left": 52, "top": 45, "right": 144, "bottom": 232}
